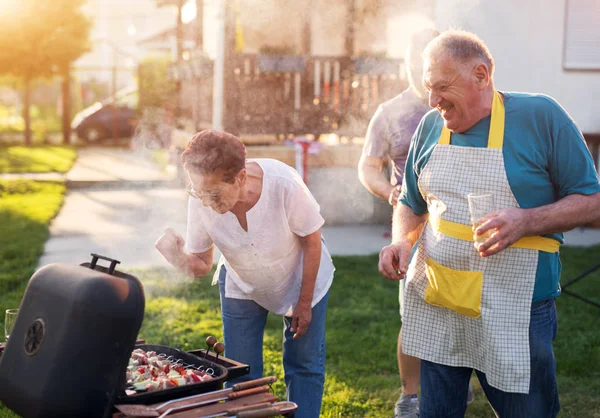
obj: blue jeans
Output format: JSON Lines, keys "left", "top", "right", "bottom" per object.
{"left": 218, "top": 266, "right": 329, "bottom": 418}
{"left": 420, "top": 298, "right": 560, "bottom": 418}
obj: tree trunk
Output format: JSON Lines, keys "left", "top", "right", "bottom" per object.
{"left": 23, "top": 78, "right": 32, "bottom": 146}
{"left": 194, "top": 0, "right": 204, "bottom": 132}
{"left": 301, "top": 0, "right": 312, "bottom": 55}
{"left": 223, "top": 0, "right": 239, "bottom": 135}
{"left": 175, "top": 0, "right": 184, "bottom": 122}
{"left": 344, "top": 0, "right": 356, "bottom": 57}
{"left": 62, "top": 67, "right": 71, "bottom": 145}
{"left": 196, "top": 0, "right": 203, "bottom": 49}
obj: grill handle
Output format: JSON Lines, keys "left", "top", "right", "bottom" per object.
{"left": 88, "top": 253, "right": 121, "bottom": 275}
{"left": 235, "top": 402, "right": 297, "bottom": 418}
{"left": 231, "top": 376, "right": 277, "bottom": 392}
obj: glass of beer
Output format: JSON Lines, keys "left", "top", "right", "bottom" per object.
{"left": 4, "top": 309, "right": 18, "bottom": 342}
{"left": 467, "top": 193, "right": 496, "bottom": 246}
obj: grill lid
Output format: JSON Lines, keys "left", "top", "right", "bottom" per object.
{"left": 0, "top": 254, "right": 145, "bottom": 418}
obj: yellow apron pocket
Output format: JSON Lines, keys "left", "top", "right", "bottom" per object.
{"left": 424, "top": 257, "right": 483, "bottom": 318}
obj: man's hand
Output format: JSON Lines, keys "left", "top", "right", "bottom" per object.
{"left": 475, "top": 208, "right": 529, "bottom": 257}
{"left": 155, "top": 228, "right": 186, "bottom": 265}
{"left": 388, "top": 185, "right": 402, "bottom": 206}
{"left": 378, "top": 242, "right": 412, "bottom": 280}
{"left": 290, "top": 301, "right": 312, "bottom": 339}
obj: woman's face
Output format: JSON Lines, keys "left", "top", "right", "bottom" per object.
{"left": 186, "top": 170, "right": 243, "bottom": 214}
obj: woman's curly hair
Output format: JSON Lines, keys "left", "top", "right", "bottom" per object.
{"left": 181, "top": 130, "right": 247, "bottom": 183}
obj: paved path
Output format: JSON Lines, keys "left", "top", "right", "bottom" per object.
{"left": 66, "top": 147, "right": 177, "bottom": 184}
{"left": 35, "top": 147, "right": 600, "bottom": 269}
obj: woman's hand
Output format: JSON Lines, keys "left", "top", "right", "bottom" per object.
{"left": 155, "top": 228, "right": 186, "bottom": 265}
{"left": 291, "top": 301, "right": 312, "bottom": 340}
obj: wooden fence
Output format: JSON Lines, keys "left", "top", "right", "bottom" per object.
{"left": 169, "top": 53, "right": 408, "bottom": 139}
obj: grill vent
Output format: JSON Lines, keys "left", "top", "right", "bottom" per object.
{"left": 24, "top": 319, "right": 45, "bottom": 356}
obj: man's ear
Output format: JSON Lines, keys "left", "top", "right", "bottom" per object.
{"left": 473, "top": 63, "right": 490, "bottom": 89}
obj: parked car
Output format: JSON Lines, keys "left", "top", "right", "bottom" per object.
{"left": 71, "top": 87, "right": 138, "bottom": 143}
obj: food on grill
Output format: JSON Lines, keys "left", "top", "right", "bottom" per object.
{"left": 126, "top": 348, "right": 213, "bottom": 392}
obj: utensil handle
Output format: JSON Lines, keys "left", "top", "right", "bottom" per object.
{"left": 235, "top": 407, "right": 282, "bottom": 418}
{"left": 231, "top": 376, "right": 277, "bottom": 392}
{"left": 225, "top": 402, "right": 273, "bottom": 416}
{"left": 235, "top": 402, "right": 297, "bottom": 418}
{"left": 157, "top": 386, "right": 270, "bottom": 417}
{"left": 228, "top": 386, "right": 270, "bottom": 400}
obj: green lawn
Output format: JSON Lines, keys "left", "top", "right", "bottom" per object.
{"left": 0, "top": 177, "right": 598, "bottom": 416}
{"left": 125, "top": 251, "right": 600, "bottom": 418}
{"left": 0, "top": 146, "right": 77, "bottom": 173}
{"left": 0, "top": 180, "right": 67, "bottom": 418}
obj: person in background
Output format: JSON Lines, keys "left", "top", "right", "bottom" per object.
{"left": 379, "top": 30, "right": 600, "bottom": 417}
{"left": 359, "top": 28, "right": 471, "bottom": 418}
{"left": 156, "top": 130, "right": 335, "bottom": 418}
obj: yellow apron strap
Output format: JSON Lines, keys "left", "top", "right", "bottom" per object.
{"left": 439, "top": 126, "right": 451, "bottom": 145}
{"left": 429, "top": 217, "right": 560, "bottom": 253}
{"left": 439, "top": 90, "right": 504, "bottom": 149}
{"left": 487, "top": 91, "right": 504, "bottom": 149}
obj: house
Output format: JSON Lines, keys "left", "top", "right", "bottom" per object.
{"left": 75, "top": 0, "right": 176, "bottom": 87}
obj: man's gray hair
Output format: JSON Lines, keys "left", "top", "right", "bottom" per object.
{"left": 423, "top": 30, "right": 495, "bottom": 75}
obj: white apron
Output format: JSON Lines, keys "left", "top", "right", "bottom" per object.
{"left": 402, "top": 91, "right": 560, "bottom": 393}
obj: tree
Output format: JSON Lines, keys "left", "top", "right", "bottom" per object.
{"left": 343, "top": 0, "right": 389, "bottom": 56}
{"left": 138, "top": 57, "right": 178, "bottom": 111}
{"left": 0, "top": 0, "right": 91, "bottom": 145}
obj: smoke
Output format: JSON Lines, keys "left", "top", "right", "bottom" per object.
{"left": 128, "top": 265, "right": 197, "bottom": 300}
{"left": 237, "top": 0, "right": 307, "bottom": 54}
{"left": 433, "top": 0, "right": 482, "bottom": 31}
{"left": 131, "top": 108, "right": 173, "bottom": 151}
{"left": 308, "top": 165, "right": 392, "bottom": 225}
{"left": 386, "top": 12, "right": 436, "bottom": 58}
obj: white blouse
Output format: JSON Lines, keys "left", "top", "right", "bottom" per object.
{"left": 186, "top": 158, "right": 335, "bottom": 316}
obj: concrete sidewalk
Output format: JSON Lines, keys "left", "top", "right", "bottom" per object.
{"left": 66, "top": 147, "right": 178, "bottom": 187}
{"left": 37, "top": 146, "right": 600, "bottom": 269}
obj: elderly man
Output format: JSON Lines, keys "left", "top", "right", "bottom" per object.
{"left": 359, "top": 28, "right": 476, "bottom": 418}
{"left": 378, "top": 30, "right": 600, "bottom": 417}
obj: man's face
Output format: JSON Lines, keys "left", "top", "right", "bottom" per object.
{"left": 423, "top": 54, "right": 483, "bottom": 133}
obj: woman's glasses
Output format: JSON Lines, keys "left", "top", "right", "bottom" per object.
{"left": 186, "top": 181, "right": 230, "bottom": 201}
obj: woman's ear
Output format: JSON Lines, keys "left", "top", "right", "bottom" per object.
{"left": 237, "top": 168, "right": 247, "bottom": 186}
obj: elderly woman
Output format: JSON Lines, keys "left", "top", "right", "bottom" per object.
{"left": 155, "top": 130, "right": 334, "bottom": 418}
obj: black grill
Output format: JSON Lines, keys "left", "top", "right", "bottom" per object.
{"left": 0, "top": 255, "right": 247, "bottom": 418}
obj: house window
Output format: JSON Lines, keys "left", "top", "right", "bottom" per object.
{"left": 563, "top": 0, "right": 600, "bottom": 70}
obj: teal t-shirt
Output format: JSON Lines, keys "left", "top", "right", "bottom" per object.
{"left": 399, "top": 92, "right": 600, "bottom": 301}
